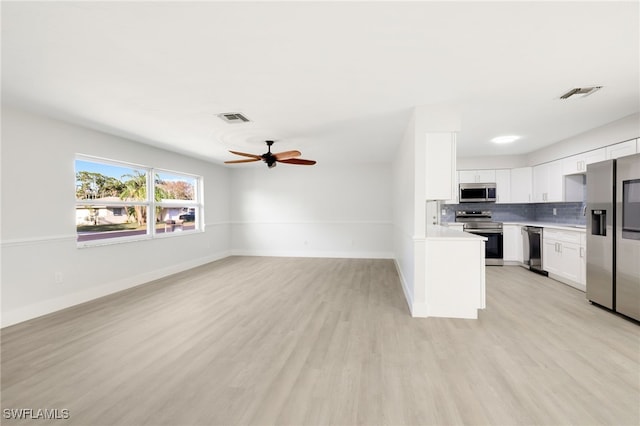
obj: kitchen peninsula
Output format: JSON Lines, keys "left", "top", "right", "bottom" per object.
{"left": 423, "top": 225, "right": 486, "bottom": 319}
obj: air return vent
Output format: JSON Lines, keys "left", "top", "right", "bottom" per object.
{"left": 559, "top": 86, "right": 603, "bottom": 99}
{"left": 218, "top": 112, "right": 250, "bottom": 123}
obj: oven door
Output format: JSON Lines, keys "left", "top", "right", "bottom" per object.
{"left": 466, "top": 229, "right": 504, "bottom": 266}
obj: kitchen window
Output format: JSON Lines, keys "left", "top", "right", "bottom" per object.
{"left": 75, "top": 155, "right": 203, "bottom": 246}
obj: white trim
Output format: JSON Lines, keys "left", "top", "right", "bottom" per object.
{"left": 230, "top": 249, "right": 394, "bottom": 259}
{"left": 548, "top": 272, "right": 586, "bottom": 292}
{"left": 1, "top": 234, "right": 77, "bottom": 247}
{"left": 229, "top": 220, "right": 392, "bottom": 225}
{"left": 204, "top": 221, "right": 230, "bottom": 227}
{"left": 394, "top": 258, "right": 413, "bottom": 315}
{"left": 76, "top": 153, "right": 148, "bottom": 171}
{"left": 1, "top": 223, "right": 230, "bottom": 247}
{"left": 1, "top": 250, "right": 232, "bottom": 328}
{"left": 393, "top": 259, "right": 428, "bottom": 317}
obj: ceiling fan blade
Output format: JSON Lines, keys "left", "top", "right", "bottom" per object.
{"left": 277, "top": 158, "right": 317, "bottom": 166}
{"left": 229, "top": 150, "right": 261, "bottom": 159}
{"left": 224, "top": 158, "right": 261, "bottom": 164}
{"left": 273, "top": 150, "right": 301, "bottom": 161}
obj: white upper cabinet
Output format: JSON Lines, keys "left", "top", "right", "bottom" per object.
{"left": 562, "top": 148, "right": 606, "bottom": 175}
{"left": 509, "top": 167, "right": 533, "bottom": 203}
{"left": 495, "top": 169, "right": 511, "bottom": 204}
{"left": 458, "top": 169, "right": 496, "bottom": 183}
{"left": 533, "top": 160, "right": 563, "bottom": 202}
{"left": 444, "top": 171, "right": 460, "bottom": 204}
{"left": 425, "top": 133, "right": 456, "bottom": 200}
{"left": 606, "top": 139, "right": 637, "bottom": 159}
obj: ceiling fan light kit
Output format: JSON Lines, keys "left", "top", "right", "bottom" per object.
{"left": 225, "top": 140, "right": 316, "bottom": 169}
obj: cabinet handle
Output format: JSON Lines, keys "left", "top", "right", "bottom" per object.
{"left": 580, "top": 247, "right": 584, "bottom": 258}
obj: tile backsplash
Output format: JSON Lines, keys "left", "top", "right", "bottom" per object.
{"left": 441, "top": 202, "right": 586, "bottom": 225}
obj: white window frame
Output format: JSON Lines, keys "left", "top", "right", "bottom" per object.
{"left": 75, "top": 154, "right": 204, "bottom": 248}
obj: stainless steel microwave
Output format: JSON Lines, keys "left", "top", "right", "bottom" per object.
{"left": 459, "top": 183, "right": 497, "bottom": 203}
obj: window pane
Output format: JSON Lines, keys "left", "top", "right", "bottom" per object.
{"left": 76, "top": 205, "right": 148, "bottom": 242}
{"left": 155, "top": 207, "right": 198, "bottom": 234}
{"left": 156, "top": 172, "right": 197, "bottom": 201}
{"left": 76, "top": 159, "right": 147, "bottom": 201}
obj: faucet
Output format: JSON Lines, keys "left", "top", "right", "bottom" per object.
{"left": 583, "top": 204, "right": 587, "bottom": 216}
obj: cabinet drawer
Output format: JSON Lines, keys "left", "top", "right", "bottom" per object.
{"left": 543, "top": 228, "right": 581, "bottom": 244}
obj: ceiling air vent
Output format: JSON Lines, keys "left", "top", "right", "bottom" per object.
{"left": 559, "top": 86, "right": 603, "bottom": 99}
{"left": 218, "top": 112, "right": 250, "bottom": 123}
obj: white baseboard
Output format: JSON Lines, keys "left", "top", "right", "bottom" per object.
{"left": 230, "top": 249, "right": 394, "bottom": 259}
{"left": 1, "top": 250, "right": 231, "bottom": 328}
{"left": 393, "top": 259, "right": 426, "bottom": 317}
{"left": 548, "top": 272, "right": 586, "bottom": 292}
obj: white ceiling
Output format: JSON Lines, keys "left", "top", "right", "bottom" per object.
{"left": 2, "top": 1, "right": 639, "bottom": 166}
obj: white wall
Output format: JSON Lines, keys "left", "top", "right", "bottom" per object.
{"left": 392, "top": 113, "right": 417, "bottom": 312}
{"left": 1, "top": 107, "right": 231, "bottom": 326}
{"left": 229, "top": 163, "right": 392, "bottom": 258}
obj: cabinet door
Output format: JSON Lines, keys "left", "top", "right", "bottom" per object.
{"left": 425, "top": 133, "right": 455, "bottom": 200}
{"left": 510, "top": 167, "right": 532, "bottom": 203}
{"left": 444, "top": 171, "right": 459, "bottom": 204}
{"left": 477, "top": 169, "right": 496, "bottom": 183}
{"left": 503, "top": 225, "right": 523, "bottom": 262}
{"left": 583, "top": 148, "right": 606, "bottom": 167}
{"left": 564, "top": 149, "right": 606, "bottom": 175}
{"left": 533, "top": 163, "right": 548, "bottom": 202}
{"left": 580, "top": 233, "right": 586, "bottom": 285}
{"left": 458, "top": 170, "right": 478, "bottom": 183}
{"left": 547, "top": 160, "right": 564, "bottom": 202}
{"left": 606, "top": 140, "right": 637, "bottom": 159}
{"left": 559, "top": 242, "right": 581, "bottom": 283}
{"left": 562, "top": 153, "right": 584, "bottom": 175}
{"left": 534, "top": 161, "right": 563, "bottom": 202}
{"left": 543, "top": 238, "right": 561, "bottom": 274}
{"left": 495, "top": 169, "right": 511, "bottom": 204}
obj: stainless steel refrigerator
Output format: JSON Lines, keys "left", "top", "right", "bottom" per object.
{"left": 586, "top": 153, "right": 640, "bottom": 321}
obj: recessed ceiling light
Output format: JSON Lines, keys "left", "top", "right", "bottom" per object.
{"left": 491, "top": 135, "right": 520, "bottom": 144}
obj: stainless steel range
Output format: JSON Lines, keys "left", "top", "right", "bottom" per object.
{"left": 456, "top": 210, "right": 504, "bottom": 266}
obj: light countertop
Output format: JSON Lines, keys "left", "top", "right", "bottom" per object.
{"left": 426, "top": 225, "right": 487, "bottom": 240}
{"left": 444, "top": 221, "right": 586, "bottom": 233}
{"left": 502, "top": 222, "right": 586, "bottom": 232}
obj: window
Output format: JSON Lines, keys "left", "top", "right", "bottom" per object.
{"left": 75, "top": 156, "right": 203, "bottom": 246}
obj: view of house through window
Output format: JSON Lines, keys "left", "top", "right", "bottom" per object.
{"left": 75, "top": 156, "right": 202, "bottom": 245}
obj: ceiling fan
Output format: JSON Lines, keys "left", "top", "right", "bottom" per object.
{"left": 224, "top": 140, "right": 317, "bottom": 169}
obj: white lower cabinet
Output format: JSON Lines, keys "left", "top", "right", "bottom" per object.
{"left": 503, "top": 224, "right": 523, "bottom": 263}
{"left": 543, "top": 228, "right": 585, "bottom": 291}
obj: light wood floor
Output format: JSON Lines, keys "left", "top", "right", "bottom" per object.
{"left": 2, "top": 257, "right": 639, "bottom": 425}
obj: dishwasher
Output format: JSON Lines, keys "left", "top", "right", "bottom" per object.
{"left": 522, "top": 226, "right": 548, "bottom": 276}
